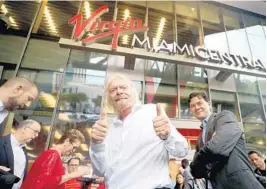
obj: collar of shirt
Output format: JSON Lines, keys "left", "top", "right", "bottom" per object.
{"left": 11, "top": 134, "right": 21, "bottom": 147}
{"left": 0, "top": 100, "right": 5, "bottom": 111}
{"left": 11, "top": 134, "right": 25, "bottom": 148}
{"left": 112, "top": 103, "right": 142, "bottom": 125}
{"left": 201, "top": 115, "right": 211, "bottom": 144}
{"left": 202, "top": 115, "right": 211, "bottom": 130}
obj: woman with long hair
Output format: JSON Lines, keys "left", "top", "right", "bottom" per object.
{"left": 174, "top": 173, "right": 185, "bottom": 189}
{"left": 21, "top": 129, "right": 89, "bottom": 189}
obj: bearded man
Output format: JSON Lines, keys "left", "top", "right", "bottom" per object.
{"left": 0, "top": 77, "right": 38, "bottom": 123}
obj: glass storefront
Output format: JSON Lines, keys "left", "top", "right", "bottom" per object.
{"left": 0, "top": 1, "right": 266, "bottom": 162}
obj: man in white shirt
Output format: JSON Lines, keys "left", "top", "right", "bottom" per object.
{"left": 0, "top": 77, "right": 39, "bottom": 124}
{"left": 0, "top": 119, "right": 41, "bottom": 189}
{"left": 89, "top": 74, "right": 188, "bottom": 189}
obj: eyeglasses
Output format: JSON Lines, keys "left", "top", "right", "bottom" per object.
{"left": 27, "top": 127, "right": 40, "bottom": 135}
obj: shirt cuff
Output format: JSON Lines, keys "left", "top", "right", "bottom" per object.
{"left": 91, "top": 143, "right": 105, "bottom": 152}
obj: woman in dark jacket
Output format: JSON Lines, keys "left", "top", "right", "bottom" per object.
{"left": 174, "top": 173, "right": 184, "bottom": 189}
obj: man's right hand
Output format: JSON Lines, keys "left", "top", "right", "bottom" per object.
{"left": 0, "top": 166, "right": 11, "bottom": 172}
{"left": 91, "top": 110, "right": 108, "bottom": 144}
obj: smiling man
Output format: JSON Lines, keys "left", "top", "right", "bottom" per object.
{"left": 0, "top": 77, "right": 39, "bottom": 124}
{"left": 0, "top": 119, "right": 41, "bottom": 189}
{"left": 89, "top": 74, "right": 188, "bottom": 189}
{"left": 188, "top": 92, "right": 264, "bottom": 189}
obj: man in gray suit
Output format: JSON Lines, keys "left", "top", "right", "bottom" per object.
{"left": 0, "top": 119, "right": 41, "bottom": 189}
{"left": 188, "top": 92, "right": 263, "bottom": 189}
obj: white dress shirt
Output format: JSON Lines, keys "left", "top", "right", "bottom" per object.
{"left": 90, "top": 104, "right": 188, "bottom": 189}
{"left": 0, "top": 100, "right": 8, "bottom": 124}
{"left": 10, "top": 134, "right": 26, "bottom": 189}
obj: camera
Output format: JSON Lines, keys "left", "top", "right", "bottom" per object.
{"left": 77, "top": 177, "right": 96, "bottom": 189}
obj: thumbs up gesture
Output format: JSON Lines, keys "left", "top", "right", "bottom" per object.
{"left": 91, "top": 109, "right": 108, "bottom": 144}
{"left": 153, "top": 103, "right": 170, "bottom": 140}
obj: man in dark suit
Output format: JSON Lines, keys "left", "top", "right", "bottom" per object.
{"left": 188, "top": 92, "right": 263, "bottom": 189}
{"left": 0, "top": 119, "right": 41, "bottom": 189}
{"left": 248, "top": 150, "right": 266, "bottom": 187}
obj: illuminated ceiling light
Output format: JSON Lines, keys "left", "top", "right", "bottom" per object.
{"left": 1, "top": 4, "right": 8, "bottom": 14}
{"left": 26, "top": 146, "right": 34, "bottom": 151}
{"left": 155, "top": 17, "right": 166, "bottom": 45}
{"left": 58, "top": 113, "right": 70, "bottom": 121}
{"left": 75, "top": 153, "right": 85, "bottom": 160}
{"left": 44, "top": 6, "right": 58, "bottom": 34}
{"left": 124, "top": 9, "right": 130, "bottom": 20}
{"left": 122, "top": 9, "right": 130, "bottom": 45}
{"left": 122, "top": 35, "right": 129, "bottom": 45}
{"left": 257, "top": 140, "right": 264, "bottom": 145}
{"left": 86, "top": 128, "right": 92, "bottom": 137}
{"left": 191, "top": 8, "right": 195, "bottom": 11}
{"left": 39, "top": 92, "right": 56, "bottom": 108}
{"left": 9, "top": 16, "right": 17, "bottom": 27}
{"left": 54, "top": 130, "right": 62, "bottom": 140}
{"left": 42, "top": 125, "right": 51, "bottom": 132}
{"left": 84, "top": 1, "right": 91, "bottom": 19}
{"left": 80, "top": 144, "right": 89, "bottom": 151}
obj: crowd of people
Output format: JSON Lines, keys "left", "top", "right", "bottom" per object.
{"left": 0, "top": 76, "right": 265, "bottom": 189}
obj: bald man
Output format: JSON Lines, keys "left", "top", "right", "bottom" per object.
{"left": 0, "top": 77, "right": 38, "bottom": 123}
{"left": 0, "top": 119, "right": 41, "bottom": 189}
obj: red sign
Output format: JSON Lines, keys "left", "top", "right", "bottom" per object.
{"left": 69, "top": 5, "right": 148, "bottom": 49}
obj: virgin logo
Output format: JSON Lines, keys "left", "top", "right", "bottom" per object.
{"left": 69, "top": 5, "right": 148, "bottom": 49}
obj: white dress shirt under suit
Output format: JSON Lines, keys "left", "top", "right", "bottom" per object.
{"left": 10, "top": 134, "right": 26, "bottom": 189}
{"left": 0, "top": 100, "right": 8, "bottom": 124}
{"left": 90, "top": 104, "right": 189, "bottom": 189}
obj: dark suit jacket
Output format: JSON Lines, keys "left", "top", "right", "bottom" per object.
{"left": 0, "top": 134, "right": 28, "bottom": 189}
{"left": 190, "top": 110, "right": 264, "bottom": 189}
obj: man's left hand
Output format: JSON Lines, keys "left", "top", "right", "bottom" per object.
{"left": 153, "top": 103, "right": 170, "bottom": 140}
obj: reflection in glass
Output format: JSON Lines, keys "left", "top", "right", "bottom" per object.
{"left": 51, "top": 50, "right": 108, "bottom": 162}
{"left": 0, "top": 1, "right": 38, "bottom": 80}
{"left": 243, "top": 14, "right": 266, "bottom": 65}
{"left": 179, "top": 65, "right": 208, "bottom": 119}
{"left": 261, "top": 18, "right": 266, "bottom": 34}
{"left": 175, "top": 2, "right": 198, "bottom": 19}
{"left": 117, "top": 2, "right": 146, "bottom": 47}
{"left": 235, "top": 74, "right": 259, "bottom": 95}
{"left": 176, "top": 14, "right": 203, "bottom": 46}
{"left": 244, "top": 123, "right": 266, "bottom": 154}
{"left": 222, "top": 8, "right": 251, "bottom": 58}
{"left": 148, "top": 2, "right": 174, "bottom": 46}
{"left": 14, "top": 70, "right": 63, "bottom": 160}
{"left": 258, "top": 77, "right": 266, "bottom": 111}
{"left": 21, "top": 38, "right": 69, "bottom": 71}
{"left": 145, "top": 61, "right": 177, "bottom": 118}
{"left": 200, "top": 2, "right": 228, "bottom": 53}
{"left": 8, "top": 38, "right": 69, "bottom": 160}
{"left": 81, "top": 1, "right": 115, "bottom": 45}
{"left": 37, "top": 1, "right": 80, "bottom": 38}
{"left": 235, "top": 74, "right": 265, "bottom": 125}
{"left": 210, "top": 90, "right": 240, "bottom": 121}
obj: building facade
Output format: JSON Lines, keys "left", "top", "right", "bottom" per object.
{"left": 0, "top": 0, "right": 266, "bottom": 169}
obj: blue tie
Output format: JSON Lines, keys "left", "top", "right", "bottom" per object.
{"left": 202, "top": 120, "right": 208, "bottom": 144}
